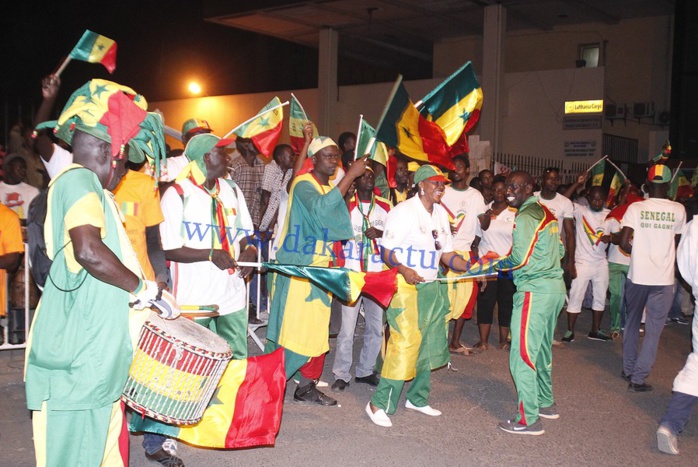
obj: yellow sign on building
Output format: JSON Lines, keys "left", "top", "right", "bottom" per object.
{"left": 564, "top": 100, "right": 603, "bottom": 114}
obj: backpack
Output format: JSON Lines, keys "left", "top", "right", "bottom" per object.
{"left": 26, "top": 189, "right": 51, "bottom": 288}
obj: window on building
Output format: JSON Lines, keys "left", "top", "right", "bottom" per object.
{"left": 578, "top": 43, "right": 600, "bottom": 68}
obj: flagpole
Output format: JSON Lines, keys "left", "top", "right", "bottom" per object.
{"left": 605, "top": 157, "right": 626, "bottom": 180}
{"left": 670, "top": 161, "right": 683, "bottom": 183}
{"left": 375, "top": 75, "right": 403, "bottom": 137}
{"left": 291, "top": 93, "right": 310, "bottom": 122}
{"left": 236, "top": 261, "right": 264, "bottom": 269}
{"left": 223, "top": 101, "right": 289, "bottom": 139}
{"left": 54, "top": 56, "right": 72, "bottom": 78}
{"left": 354, "top": 115, "right": 364, "bottom": 161}
{"left": 585, "top": 155, "right": 608, "bottom": 173}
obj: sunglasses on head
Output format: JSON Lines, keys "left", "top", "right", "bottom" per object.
{"left": 432, "top": 230, "right": 442, "bottom": 251}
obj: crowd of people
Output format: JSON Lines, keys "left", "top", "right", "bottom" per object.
{"left": 1, "top": 73, "right": 697, "bottom": 465}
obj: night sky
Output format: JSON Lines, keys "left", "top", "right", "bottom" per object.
{"left": 0, "top": 1, "right": 318, "bottom": 125}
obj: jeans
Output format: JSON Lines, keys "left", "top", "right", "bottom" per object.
{"left": 669, "top": 278, "right": 692, "bottom": 320}
{"left": 142, "top": 433, "right": 167, "bottom": 455}
{"left": 659, "top": 391, "right": 698, "bottom": 434}
{"left": 332, "top": 295, "right": 384, "bottom": 382}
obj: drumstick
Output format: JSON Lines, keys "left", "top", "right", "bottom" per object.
{"left": 236, "top": 261, "right": 263, "bottom": 268}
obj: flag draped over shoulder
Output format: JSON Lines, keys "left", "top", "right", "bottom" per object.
{"left": 590, "top": 158, "right": 606, "bottom": 186}
{"left": 289, "top": 95, "right": 318, "bottom": 154}
{"left": 669, "top": 169, "right": 693, "bottom": 200}
{"left": 69, "top": 30, "right": 117, "bottom": 73}
{"left": 233, "top": 97, "right": 284, "bottom": 157}
{"left": 418, "top": 61, "right": 483, "bottom": 146}
{"left": 375, "top": 77, "right": 453, "bottom": 170}
{"left": 128, "top": 348, "right": 286, "bottom": 449}
{"left": 265, "top": 263, "right": 399, "bottom": 308}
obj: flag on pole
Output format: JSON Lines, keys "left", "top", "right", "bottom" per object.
{"left": 668, "top": 169, "right": 693, "bottom": 200}
{"left": 493, "top": 161, "right": 512, "bottom": 177}
{"left": 128, "top": 348, "right": 286, "bottom": 449}
{"left": 232, "top": 97, "right": 284, "bottom": 157}
{"left": 590, "top": 159, "right": 606, "bottom": 186}
{"left": 418, "top": 62, "right": 483, "bottom": 146}
{"left": 356, "top": 117, "right": 390, "bottom": 166}
{"left": 69, "top": 30, "right": 117, "bottom": 73}
{"left": 289, "top": 94, "right": 317, "bottom": 154}
{"left": 605, "top": 171, "right": 624, "bottom": 207}
{"left": 375, "top": 76, "right": 452, "bottom": 170}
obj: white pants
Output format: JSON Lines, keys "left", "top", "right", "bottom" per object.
{"left": 567, "top": 261, "right": 609, "bottom": 314}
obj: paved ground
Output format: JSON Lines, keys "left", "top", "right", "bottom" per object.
{"left": 2, "top": 310, "right": 696, "bottom": 466}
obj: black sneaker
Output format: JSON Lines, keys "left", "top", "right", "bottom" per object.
{"left": 628, "top": 382, "right": 653, "bottom": 392}
{"left": 588, "top": 331, "right": 611, "bottom": 341}
{"left": 498, "top": 418, "right": 544, "bottom": 435}
{"left": 331, "top": 379, "right": 349, "bottom": 393}
{"left": 145, "top": 449, "right": 184, "bottom": 467}
{"left": 538, "top": 404, "right": 559, "bottom": 420}
{"left": 355, "top": 373, "right": 380, "bottom": 386}
{"left": 561, "top": 331, "right": 574, "bottom": 343}
{"left": 671, "top": 316, "right": 691, "bottom": 325}
{"left": 294, "top": 382, "right": 338, "bottom": 406}
{"left": 621, "top": 371, "right": 631, "bottom": 382}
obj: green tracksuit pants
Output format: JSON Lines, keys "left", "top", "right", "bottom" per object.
{"left": 510, "top": 290, "right": 566, "bottom": 425}
{"left": 608, "top": 262, "right": 629, "bottom": 333}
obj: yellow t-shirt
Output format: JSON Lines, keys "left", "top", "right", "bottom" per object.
{"left": 113, "top": 170, "right": 164, "bottom": 281}
{"left": 0, "top": 204, "right": 24, "bottom": 317}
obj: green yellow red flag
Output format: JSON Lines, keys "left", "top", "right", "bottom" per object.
{"left": 669, "top": 169, "right": 693, "bottom": 200}
{"left": 231, "top": 97, "right": 285, "bottom": 157}
{"left": 128, "top": 348, "right": 286, "bottom": 449}
{"left": 289, "top": 94, "right": 318, "bottom": 154}
{"left": 355, "top": 117, "right": 389, "bottom": 166}
{"left": 418, "top": 61, "right": 483, "bottom": 146}
{"left": 590, "top": 158, "right": 606, "bottom": 186}
{"left": 69, "top": 30, "right": 117, "bottom": 73}
{"left": 375, "top": 76, "right": 452, "bottom": 169}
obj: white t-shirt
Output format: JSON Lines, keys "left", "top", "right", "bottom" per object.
{"left": 381, "top": 195, "right": 453, "bottom": 280}
{"left": 605, "top": 216, "right": 630, "bottom": 266}
{"left": 40, "top": 144, "right": 73, "bottom": 180}
{"left": 477, "top": 203, "right": 516, "bottom": 257}
{"left": 572, "top": 203, "right": 610, "bottom": 265}
{"left": 621, "top": 197, "right": 686, "bottom": 286}
{"left": 330, "top": 166, "right": 345, "bottom": 186}
{"left": 160, "top": 178, "right": 254, "bottom": 313}
{"left": 343, "top": 196, "right": 391, "bottom": 272}
{"left": 0, "top": 181, "right": 39, "bottom": 220}
{"left": 440, "top": 186, "right": 487, "bottom": 252}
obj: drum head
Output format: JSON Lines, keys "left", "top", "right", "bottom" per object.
{"left": 146, "top": 311, "right": 232, "bottom": 356}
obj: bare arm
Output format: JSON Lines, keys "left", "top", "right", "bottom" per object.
{"left": 70, "top": 224, "right": 140, "bottom": 292}
{"left": 619, "top": 226, "right": 633, "bottom": 255}
{"left": 562, "top": 172, "right": 589, "bottom": 200}
{"left": 381, "top": 246, "right": 424, "bottom": 285}
{"left": 335, "top": 156, "right": 368, "bottom": 197}
{"left": 0, "top": 252, "right": 21, "bottom": 273}
{"left": 33, "top": 75, "right": 61, "bottom": 160}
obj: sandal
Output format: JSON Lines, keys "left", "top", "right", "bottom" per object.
{"left": 449, "top": 345, "right": 479, "bottom": 356}
{"left": 473, "top": 341, "right": 488, "bottom": 351}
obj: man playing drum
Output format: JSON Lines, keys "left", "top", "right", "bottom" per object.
{"left": 25, "top": 80, "right": 166, "bottom": 466}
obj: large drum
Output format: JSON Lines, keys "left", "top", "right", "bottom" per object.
{"left": 122, "top": 312, "right": 232, "bottom": 425}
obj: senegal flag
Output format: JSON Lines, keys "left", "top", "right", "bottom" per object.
{"left": 419, "top": 61, "right": 483, "bottom": 146}
{"left": 69, "top": 30, "right": 117, "bottom": 73}
{"left": 128, "top": 348, "right": 286, "bottom": 449}
{"left": 590, "top": 158, "right": 606, "bottom": 186}
{"left": 669, "top": 169, "right": 693, "bottom": 200}
{"left": 355, "top": 117, "right": 389, "bottom": 166}
{"left": 375, "top": 76, "right": 452, "bottom": 170}
{"left": 264, "top": 263, "right": 398, "bottom": 308}
{"left": 605, "top": 171, "right": 624, "bottom": 208}
{"left": 289, "top": 94, "right": 318, "bottom": 154}
{"left": 233, "top": 97, "right": 284, "bottom": 157}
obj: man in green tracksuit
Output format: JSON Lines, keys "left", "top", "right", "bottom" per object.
{"left": 495, "top": 171, "right": 566, "bottom": 436}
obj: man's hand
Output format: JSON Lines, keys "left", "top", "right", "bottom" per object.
{"left": 210, "top": 249, "right": 236, "bottom": 270}
{"left": 303, "top": 122, "right": 314, "bottom": 144}
{"left": 41, "top": 74, "right": 60, "bottom": 100}
{"left": 364, "top": 227, "right": 383, "bottom": 239}
{"left": 599, "top": 235, "right": 612, "bottom": 244}
{"left": 237, "top": 246, "right": 257, "bottom": 278}
{"left": 576, "top": 171, "right": 589, "bottom": 186}
{"left": 346, "top": 155, "right": 369, "bottom": 180}
{"left": 398, "top": 264, "right": 425, "bottom": 285}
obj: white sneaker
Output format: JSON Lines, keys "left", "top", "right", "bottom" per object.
{"left": 405, "top": 399, "right": 442, "bottom": 416}
{"left": 161, "top": 438, "right": 178, "bottom": 456}
{"left": 657, "top": 425, "right": 679, "bottom": 455}
{"left": 365, "top": 402, "right": 392, "bottom": 427}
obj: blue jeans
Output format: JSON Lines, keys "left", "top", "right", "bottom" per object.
{"left": 622, "top": 281, "right": 673, "bottom": 384}
{"left": 332, "top": 295, "right": 384, "bottom": 382}
{"left": 142, "top": 433, "right": 167, "bottom": 455}
{"left": 669, "top": 278, "right": 691, "bottom": 320}
{"left": 659, "top": 391, "right": 698, "bottom": 434}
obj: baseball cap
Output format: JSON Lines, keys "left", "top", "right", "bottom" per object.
{"left": 413, "top": 165, "right": 450, "bottom": 185}
{"left": 647, "top": 164, "right": 672, "bottom": 184}
{"left": 182, "top": 118, "right": 213, "bottom": 138}
{"left": 184, "top": 134, "right": 235, "bottom": 164}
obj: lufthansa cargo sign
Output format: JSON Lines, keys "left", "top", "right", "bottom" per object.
{"left": 564, "top": 100, "right": 603, "bottom": 114}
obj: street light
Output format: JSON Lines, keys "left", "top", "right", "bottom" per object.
{"left": 188, "top": 82, "right": 202, "bottom": 95}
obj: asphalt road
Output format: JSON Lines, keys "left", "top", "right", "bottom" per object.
{"left": 2, "top": 310, "right": 696, "bottom": 466}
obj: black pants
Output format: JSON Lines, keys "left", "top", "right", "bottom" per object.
{"left": 477, "top": 277, "right": 515, "bottom": 327}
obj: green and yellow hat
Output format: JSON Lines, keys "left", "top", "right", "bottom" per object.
{"left": 647, "top": 164, "right": 672, "bottom": 184}
{"left": 177, "top": 133, "right": 235, "bottom": 185}
{"left": 182, "top": 118, "right": 213, "bottom": 138}
{"left": 414, "top": 164, "right": 450, "bottom": 185}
